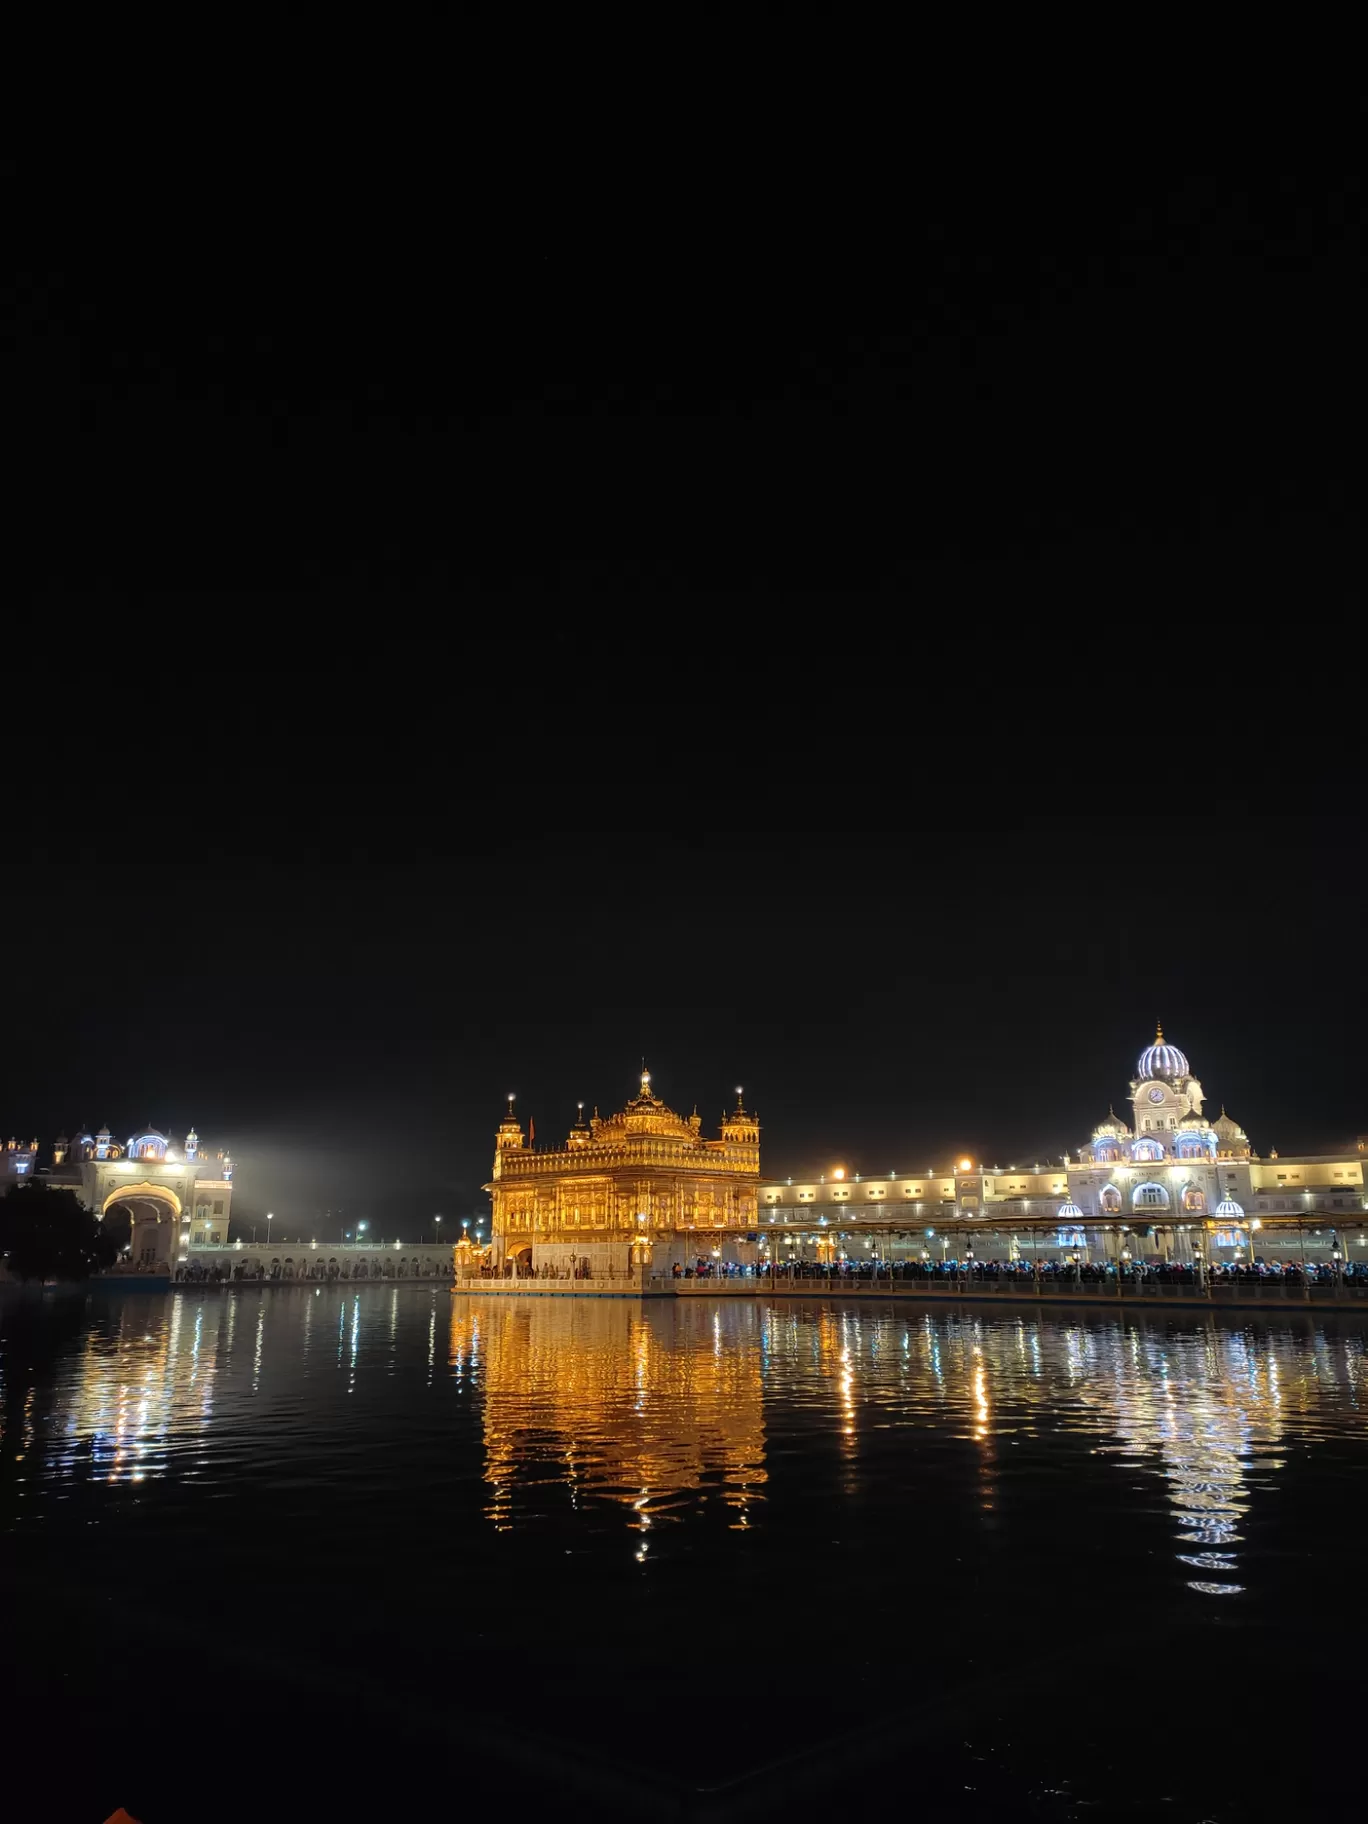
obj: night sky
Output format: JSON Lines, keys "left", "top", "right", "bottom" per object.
{"left": 13, "top": 165, "right": 1362, "bottom": 1230}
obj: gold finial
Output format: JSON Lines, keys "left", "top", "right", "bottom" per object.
{"left": 1155, "top": 1020, "right": 1164, "bottom": 1042}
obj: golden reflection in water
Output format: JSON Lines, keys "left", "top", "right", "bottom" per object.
{"left": 452, "top": 1298, "right": 767, "bottom": 1536}
{"left": 452, "top": 1302, "right": 1368, "bottom": 1593}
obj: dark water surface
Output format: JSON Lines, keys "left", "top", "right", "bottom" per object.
{"left": 3, "top": 1287, "right": 1366, "bottom": 1822}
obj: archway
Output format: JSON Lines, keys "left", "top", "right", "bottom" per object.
{"left": 102, "top": 1183, "right": 182, "bottom": 1272}
{"left": 1132, "top": 1181, "right": 1171, "bottom": 1213}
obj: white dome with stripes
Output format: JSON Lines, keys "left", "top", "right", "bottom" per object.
{"left": 1137, "top": 1022, "right": 1190, "bottom": 1082}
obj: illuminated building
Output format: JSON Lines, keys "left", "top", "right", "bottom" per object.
{"left": 755, "top": 1026, "right": 1366, "bottom": 1263}
{"left": 485, "top": 1069, "right": 760, "bottom": 1278}
{"left": 2, "top": 1135, "right": 40, "bottom": 1181}
{"left": 32, "top": 1126, "right": 235, "bottom": 1274}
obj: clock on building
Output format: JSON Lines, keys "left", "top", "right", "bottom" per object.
{"left": 1148, "top": 1087, "right": 1166, "bottom": 1104}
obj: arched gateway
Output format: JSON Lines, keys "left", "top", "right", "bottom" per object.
{"left": 103, "top": 1182, "right": 183, "bottom": 1271}
{"left": 30, "top": 1125, "right": 234, "bottom": 1277}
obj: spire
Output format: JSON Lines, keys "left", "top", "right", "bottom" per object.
{"left": 1155, "top": 1020, "right": 1164, "bottom": 1042}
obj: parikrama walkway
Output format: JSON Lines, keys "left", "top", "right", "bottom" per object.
{"left": 458, "top": 1272, "right": 1368, "bottom": 1313}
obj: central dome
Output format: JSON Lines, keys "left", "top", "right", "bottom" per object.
{"left": 595, "top": 1069, "right": 698, "bottom": 1143}
{"left": 1137, "top": 1023, "right": 1190, "bottom": 1083}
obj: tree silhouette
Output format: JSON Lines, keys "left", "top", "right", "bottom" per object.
{"left": 0, "top": 1182, "right": 117, "bottom": 1283}
{"left": 101, "top": 1204, "right": 132, "bottom": 1257}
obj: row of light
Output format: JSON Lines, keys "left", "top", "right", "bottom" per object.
{"left": 825, "top": 1160, "right": 977, "bottom": 1183}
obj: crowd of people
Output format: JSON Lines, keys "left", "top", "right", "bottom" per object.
{"left": 672, "top": 1255, "right": 1368, "bottom": 1287}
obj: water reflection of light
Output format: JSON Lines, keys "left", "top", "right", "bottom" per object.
{"left": 9, "top": 1292, "right": 1368, "bottom": 1616}
{"left": 973, "top": 1350, "right": 989, "bottom": 1439}
{"left": 1062, "top": 1322, "right": 1326, "bottom": 1596}
{"left": 466, "top": 1298, "right": 767, "bottom": 1540}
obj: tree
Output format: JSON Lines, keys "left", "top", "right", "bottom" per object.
{"left": 101, "top": 1203, "right": 132, "bottom": 1258}
{"left": 0, "top": 1182, "right": 117, "bottom": 1283}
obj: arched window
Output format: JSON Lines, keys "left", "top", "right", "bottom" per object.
{"left": 1099, "top": 1185, "right": 1122, "bottom": 1214}
{"left": 1131, "top": 1138, "right": 1165, "bottom": 1163}
{"left": 1093, "top": 1142, "right": 1121, "bottom": 1164}
{"left": 1183, "top": 1187, "right": 1207, "bottom": 1213}
{"left": 1133, "top": 1182, "right": 1170, "bottom": 1210}
{"left": 1176, "top": 1134, "right": 1214, "bottom": 1160}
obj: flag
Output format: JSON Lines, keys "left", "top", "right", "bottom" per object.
{"left": 529, "top": 1116, "right": 535, "bottom": 1146}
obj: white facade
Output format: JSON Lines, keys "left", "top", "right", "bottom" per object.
{"left": 37, "top": 1125, "right": 234, "bottom": 1274}
{"left": 756, "top": 1028, "right": 1366, "bottom": 1247}
{"left": 177, "top": 1241, "right": 454, "bottom": 1282}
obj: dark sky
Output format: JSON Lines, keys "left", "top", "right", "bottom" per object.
{"left": 12, "top": 162, "right": 1362, "bottom": 1228}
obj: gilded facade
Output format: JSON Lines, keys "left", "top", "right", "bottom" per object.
{"left": 484, "top": 1070, "right": 760, "bottom": 1278}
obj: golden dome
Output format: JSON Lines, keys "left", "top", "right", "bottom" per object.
{"left": 591, "top": 1068, "right": 699, "bottom": 1142}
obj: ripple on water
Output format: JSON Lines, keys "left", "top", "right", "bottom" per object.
{"left": 4, "top": 1292, "right": 1366, "bottom": 1608}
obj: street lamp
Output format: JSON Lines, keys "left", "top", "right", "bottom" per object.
{"left": 266, "top": 1212, "right": 274, "bottom": 1247}
{"left": 434, "top": 1213, "right": 443, "bottom": 1243}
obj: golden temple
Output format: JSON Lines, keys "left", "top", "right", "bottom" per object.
{"left": 484, "top": 1069, "right": 760, "bottom": 1279}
